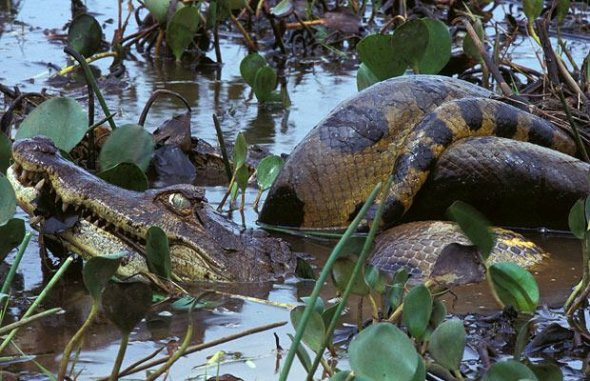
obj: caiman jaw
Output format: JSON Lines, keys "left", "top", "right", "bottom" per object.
{"left": 7, "top": 137, "right": 233, "bottom": 281}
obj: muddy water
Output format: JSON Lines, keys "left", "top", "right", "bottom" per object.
{"left": 0, "top": 1, "right": 589, "bottom": 379}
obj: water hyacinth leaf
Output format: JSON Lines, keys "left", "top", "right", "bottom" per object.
{"left": 489, "top": 262, "right": 539, "bottom": 313}
{"left": 290, "top": 305, "right": 326, "bottom": 353}
{"left": 330, "top": 371, "right": 353, "bottom": 381}
{"left": 166, "top": 6, "right": 200, "bottom": 61}
{"left": 357, "top": 62, "right": 380, "bottom": 90}
{"left": 0, "top": 174, "right": 16, "bottom": 225}
{"left": 418, "top": 19, "right": 451, "bottom": 74}
{"left": 146, "top": 226, "right": 171, "bottom": 279}
{"left": 429, "top": 300, "right": 447, "bottom": 329}
{"left": 270, "top": 0, "right": 293, "bottom": 17}
{"left": 68, "top": 14, "right": 102, "bottom": 58}
{"left": 447, "top": 200, "right": 494, "bottom": 260}
{"left": 411, "top": 357, "right": 426, "bottom": 381}
{"left": 389, "top": 19, "right": 429, "bottom": 72}
{"left": 83, "top": 254, "right": 123, "bottom": 301}
{"left": 403, "top": 284, "right": 432, "bottom": 340}
{"left": 240, "top": 53, "right": 267, "bottom": 86}
{"left": 331, "top": 258, "right": 369, "bottom": 296}
{"left": 528, "top": 363, "right": 563, "bottom": 381}
{"left": 301, "top": 296, "right": 325, "bottom": 314}
{"left": 364, "top": 265, "right": 387, "bottom": 294}
{"left": 513, "top": 318, "right": 534, "bottom": 360}
{"left": 0, "top": 133, "right": 11, "bottom": 174}
{"left": 357, "top": 34, "right": 401, "bottom": 80}
{"left": 0, "top": 218, "right": 25, "bottom": 262}
{"left": 584, "top": 195, "right": 590, "bottom": 226}
{"left": 171, "top": 296, "right": 221, "bottom": 311}
{"left": 229, "top": 181, "right": 239, "bottom": 202}
{"left": 16, "top": 97, "right": 88, "bottom": 153}
{"left": 523, "top": 0, "right": 543, "bottom": 20}
{"left": 349, "top": 323, "right": 420, "bottom": 380}
{"left": 321, "top": 303, "right": 340, "bottom": 329}
{"left": 287, "top": 333, "right": 312, "bottom": 373}
{"left": 101, "top": 282, "right": 153, "bottom": 334}
{"left": 253, "top": 66, "right": 278, "bottom": 102}
{"left": 482, "top": 359, "right": 538, "bottom": 381}
{"left": 463, "top": 18, "right": 484, "bottom": 61}
{"left": 145, "top": 0, "right": 183, "bottom": 24}
{"left": 256, "top": 155, "right": 284, "bottom": 190}
{"left": 568, "top": 198, "right": 585, "bottom": 239}
{"left": 97, "top": 162, "right": 149, "bottom": 192}
{"left": 233, "top": 132, "right": 248, "bottom": 170}
{"left": 556, "top": 0, "right": 571, "bottom": 23}
{"left": 295, "top": 256, "right": 316, "bottom": 279}
{"left": 387, "top": 268, "right": 409, "bottom": 310}
{"left": 99, "top": 124, "right": 155, "bottom": 172}
{"left": 235, "top": 165, "right": 249, "bottom": 192}
{"left": 428, "top": 320, "right": 465, "bottom": 371}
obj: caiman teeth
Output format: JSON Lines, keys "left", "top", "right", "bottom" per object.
{"left": 34, "top": 178, "right": 46, "bottom": 191}
{"left": 55, "top": 193, "right": 61, "bottom": 203}
{"left": 62, "top": 203, "right": 69, "bottom": 213}
{"left": 19, "top": 170, "right": 31, "bottom": 183}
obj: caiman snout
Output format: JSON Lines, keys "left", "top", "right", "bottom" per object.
{"left": 12, "top": 136, "right": 59, "bottom": 167}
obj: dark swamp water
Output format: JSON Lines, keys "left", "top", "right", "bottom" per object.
{"left": 1, "top": 0, "right": 590, "bottom": 379}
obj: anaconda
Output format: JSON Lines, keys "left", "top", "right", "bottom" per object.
{"left": 259, "top": 75, "right": 582, "bottom": 230}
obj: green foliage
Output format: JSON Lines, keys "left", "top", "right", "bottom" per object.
{"left": 0, "top": 174, "right": 16, "bottom": 226}
{"left": 16, "top": 97, "right": 88, "bottom": 153}
{"left": 68, "top": 14, "right": 102, "bottom": 57}
{"left": 290, "top": 306, "right": 326, "bottom": 353}
{"left": 145, "top": 0, "right": 184, "bottom": 24}
{"left": 98, "top": 124, "right": 155, "bottom": 172}
{"left": 428, "top": 320, "right": 465, "bottom": 371}
{"left": 523, "top": 0, "right": 543, "bottom": 20}
{"left": 483, "top": 359, "right": 538, "bottom": 381}
{"left": 0, "top": 218, "right": 25, "bottom": 262}
{"left": 568, "top": 198, "right": 586, "bottom": 239}
{"left": 447, "top": 200, "right": 495, "bottom": 260}
{"left": 356, "top": 18, "right": 451, "bottom": 88}
{"left": 239, "top": 53, "right": 283, "bottom": 104}
{"left": 0, "top": 131, "right": 11, "bottom": 174}
{"left": 348, "top": 323, "right": 421, "bottom": 380}
{"left": 240, "top": 53, "right": 267, "bottom": 86}
{"left": 83, "top": 254, "right": 123, "bottom": 301}
{"left": 97, "top": 162, "right": 149, "bottom": 192}
{"left": 403, "top": 284, "right": 432, "bottom": 340}
{"left": 331, "top": 258, "right": 370, "bottom": 296}
{"left": 233, "top": 132, "right": 248, "bottom": 170}
{"left": 256, "top": 155, "right": 283, "bottom": 190}
{"left": 556, "top": 0, "right": 571, "bottom": 23}
{"left": 166, "top": 6, "right": 200, "bottom": 61}
{"left": 489, "top": 262, "right": 539, "bottom": 313}
{"left": 270, "top": 0, "right": 293, "bottom": 17}
{"left": 463, "top": 18, "right": 484, "bottom": 61}
{"left": 528, "top": 362, "right": 563, "bottom": 381}
{"left": 101, "top": 282, "right": 153, "bottom": 334}
{"left": 146, "top": 226, "right": 171, "bottom": 280}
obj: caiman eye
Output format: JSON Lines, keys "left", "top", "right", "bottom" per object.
{"left": 167, "top": 193, "right": 192, "bottom": 215}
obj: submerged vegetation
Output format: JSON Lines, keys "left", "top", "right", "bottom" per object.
{"left": 1, "top": 0, "right": 590, "bottom": 379}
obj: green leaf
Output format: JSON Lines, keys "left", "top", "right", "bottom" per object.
{"left": 556, "top": 0, "right": 571, "bottom": 23}
{"left": 253, "top": 66, "right": 278, "bottom": 102}
{"left": 356, "top": 62, "right": 380, "bottom": 91}
{"left": 349, "top": 323, "right": 420, "bottom": 380}
{"left": 68, "top": 13, "right": 102, "bottom": 58}
{"left": 357, "top": 34, "right": 401, "bottom": 80}
{"left": 0, "top": 218, "right": 25, "bottom": 262}
{"left": 146, "top": 226, "right": 171, "bottom": 280}
{"left": 483, "top": 360, "right": 538, "bottom": 381}
{"left": 489, "top": 262, "right": 539, "bottom": 313}
{"left": 101, "top": 282, "right": 153, "bottom": 334}
{"left": 0, "top": 133, "right": 11, "bottom": 174}
{"left": 270, "top": 0, "right": 293, "bottom": 17}
{"left": 16, "top": 97, "right": 88, "bottom": 153}
{"left": 364, "top": 265, "right": 387, "bottom": 294}
{"left": 235, "top": 165, "right": 249, "bottom": 192}
{"left": 240, "top": 53, "right": 267, "bottom": 86}
{"left": 390, "top": 19, "right": 429, "bottom": 72}
{"left": 568, "top": 199, "right": 585, "bottom": 239}
{"left": 403, "top": 284, "right": 432, "bottom": 340}
{"left": 256, "top": 155, "right": 284, "bottom": 190}
{"left": 145, "top": 0, "right": 184, "bottom": 24}
{"left": 83, "top": 254, "right": 123, "bottom": 301}
{"left": 418, "top": 18, "right": 451, "bottom": 74}
{"left": 290, "top": 305, "right": 326, "bottom": 353}
{"left": 331, "top": 258, "right": 370, "bottom": 296}
{"left": 330, "top": 371, "right": 353, "bottom": 381}
{"left": 99, "top": 124, "right": 155, "bottom": 172}
{"left": 463, "top": 18, "right": 484, "bottom": 61}
{"left": 523, "top": 0, "right": 543, "bottom": 20}
{"left": 301, "top": 296, "right": 325, "bottom": 314}
{"left": 166, "top": 6, "right": 200, "bottom": 61}
{"left": 0, "top": 173, "right": 16, "bottom": 226}
{"left": 513, "top": 318, "right": 534, "bottom": 361}
{"left": 287, "top": 333, "right": 312, "bottom": 373}
{"left": 233, "top": 132, "right": 248, "bottom": 170}
{"left": 170, "top": 296, "right": 221, "bottom": 311}
{"left": 97, "top": 162, "right": 149, "bottom": 192}
{"left": 428, "top": 320, "right": 465, "bottom": 371}
{"left": 429, "top": 299, "right": 447, "bottom": 329}
{"left": 528, "top": 362, "right": 563, "bottom": 381}
{"left": 321, "top": 303, "right": 340, "bottom": 328}
{"left": 447, "top": 200, "right": 494, "bottom": 260}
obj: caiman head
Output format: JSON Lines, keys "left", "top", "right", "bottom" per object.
{"left": 7, "top": 137, "right": 295, "bottom": 282}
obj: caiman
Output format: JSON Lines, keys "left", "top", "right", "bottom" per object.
{"left": 7, "top": 75, "right": 590, "bottom": 280}
{"left": 7, "top": 137, "right": 295, "bottom": 282}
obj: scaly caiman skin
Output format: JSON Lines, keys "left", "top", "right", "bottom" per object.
{"left": 259, "top": 75, "right": 578, "bottom": 230}
{"left": 7, "top": 137, "right": 295, "bottom": 282}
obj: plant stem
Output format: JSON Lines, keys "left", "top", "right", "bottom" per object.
{"left": 212, "top": 114, "right": 232, "bottom": 182}
{"left": 110, "top": 333, "right": 130, "bottom": 381}
{"left": 0, "top": 307, "right": 62, "bottom": 335}
{"left": 0, "top": 256, "right": 74, "bottom": 353}
{"left": 63, "top": 46, "right": 117, "bottom": 130}
{"left": 1, "top": 232, "right": 32, "bottom": 296}
{"left": 279, "top": 183, "right": 383, "bottom": 381}
{"left": 57, "top": 302, "right": 99, "bottom": 381}
{"left": 57, "top": 52, "right": 118, "bottom": 76}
